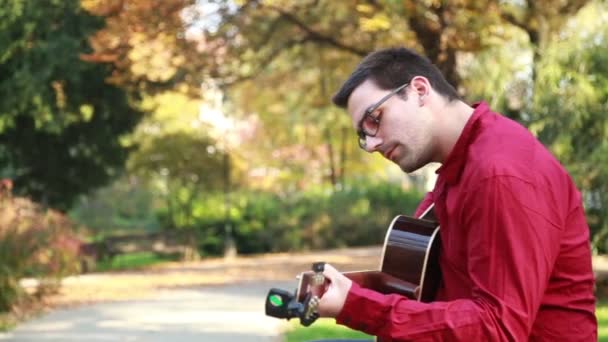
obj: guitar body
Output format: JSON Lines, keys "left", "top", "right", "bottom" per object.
{"left": 296, "top": 204, "right": 441, "bottom": 303}
{"left": 267, "top": 205, "right": 442, "bottom": 341}
{"left": 378, "top": 204, "right": 441, "bottom": 302}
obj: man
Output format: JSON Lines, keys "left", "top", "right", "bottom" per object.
{"left": 316, "top": 47, "right": 597, "bottom": 340}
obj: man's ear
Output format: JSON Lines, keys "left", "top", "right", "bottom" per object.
{"left": 410, "top": 76, "right": 431, "bottom": 101}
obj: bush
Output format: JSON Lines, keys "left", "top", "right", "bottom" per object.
{"left": 184, "top": 180, "right": 424, "bottom": 256}
{"left": 0, "top": 195, "right": 81, "bottom": 312}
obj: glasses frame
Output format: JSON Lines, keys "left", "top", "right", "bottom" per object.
{"left": 357, "top": 82, "right": 410, "bottom": 149}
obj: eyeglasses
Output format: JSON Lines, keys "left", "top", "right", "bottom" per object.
{"left": 357, "top": 82, "right": 410, "bottom": 149}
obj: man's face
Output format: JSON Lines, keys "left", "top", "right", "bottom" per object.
{"left": 347, "top": 79, "right": 436, "bottom": 173}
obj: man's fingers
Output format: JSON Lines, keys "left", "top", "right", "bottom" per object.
{"left": 316, "top": 263, "right": 351, "bottom": 318}
{"left": 321, "top": 263, "right": 340, "bottom": 281}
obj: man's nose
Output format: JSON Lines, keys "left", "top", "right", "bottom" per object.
{"left": 364, "top": 135, "right": 383, "bottom": 153}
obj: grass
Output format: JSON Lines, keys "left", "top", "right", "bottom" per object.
{"left": 599, "top": 300, "right": 608, "bottom": 341}
{"left": 286, "top": 302, "right": 608, "bottom": 341}
{"left": 0, "top": 295, "right": 46, "bottom": 333}
{"left": 0, "top": 313, "right": 16, "bottom": 332}
{"left": 95, "top": 252, "right": 180, "bottom": 272}
{"left": 285, "top": 318, "right": 372, "bottom": 342}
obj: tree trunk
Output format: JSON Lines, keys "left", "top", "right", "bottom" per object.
{"left": 325, "top": 129, "right": 337, "bottom": 186}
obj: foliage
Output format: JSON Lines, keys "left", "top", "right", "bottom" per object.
{"left": 0, "top": 0, "right": 142, "bottom": 210}
{"left": 68, "top": 177, "right": 422, "bottom": 258}
{"left": 530, "top": 2, "right": 608, "bottom": 252}
{"left": 124, "top": 89, "right": 238, "bottom": 230}
{"left": 0, "top": 312, "right": 16, "bottom": 332}
{"left": 195, "top": 0, "right": 586, "bottom": 96}
{"left": 4, "top": 0, "right": 604, "bottom": 254}
{"left": 173, "top": 0, "right": 590, "bottom": 203}
{"left": 82, "top": 0, "right": 203, "bottom": 96}
{"left": 129, "top": 132, "right": 227, "bottom": 193}
{"left": 94, "top": 252, "right": 180, "bottom": 272}
{"left": 0, "top": 195, "right": 81, "bottom": 312}
{"left": 79, "top": 0, "right": 533, "bottom": 198}
{"left": 194, "top": 0, "right": 503, "bottom": 88}
{"left": 166, "top": 180, "right": 423, "bottom": 256}
{"left": 462, "top": 1, "right": 608, "bottom": 251}
{"left": 69, "top": 175, "right": 160, "bottom": 236}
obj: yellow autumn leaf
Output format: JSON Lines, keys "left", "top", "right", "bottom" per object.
{"left": 360, "top": 13, "right": 391, "bottom": 32}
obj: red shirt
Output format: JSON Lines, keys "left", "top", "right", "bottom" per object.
{"left": 336, "top": 102, "right": 597, "bottom": 341}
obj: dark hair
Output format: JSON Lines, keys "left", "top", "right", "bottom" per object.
{"left": 332, "top": 47, "right": 460, "bottom": 108}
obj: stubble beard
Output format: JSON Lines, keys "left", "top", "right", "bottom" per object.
{"left": 396, "top": 144, "right": 432, "bottom": 174}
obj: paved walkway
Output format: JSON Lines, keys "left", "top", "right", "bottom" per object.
{"left": 593, "top": 255, "right": 608, "bottom": 280}
{"left": 0, "top": 281, "right": 292, "bottom": 342}
{"left": 1, "top": 248, "right": 607, "bottom": 341}
{"left": 0, "top": 246, "right": 383, "bottom": 342}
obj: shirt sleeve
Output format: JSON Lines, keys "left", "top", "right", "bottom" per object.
{"left": 335, "top": 175, "right": 563, "bottom": 341}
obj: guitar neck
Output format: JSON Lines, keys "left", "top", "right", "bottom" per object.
{"left": 297, "top": 270, "right": 419, "bottom": 302}
{"left": 295, "top": 209, "right": 440, "bottom": 304}
{"left": 344, "top": 271, "right": 418, "bottom": 299}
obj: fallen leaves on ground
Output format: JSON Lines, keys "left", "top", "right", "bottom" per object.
{"left": 47, "top": 246, "right": 383, "bottom": 307}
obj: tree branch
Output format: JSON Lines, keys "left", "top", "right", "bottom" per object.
{"left": 266, "top": 4, "right": 369, "bottom": 57}
{"left": 218, "top": 37, "right": 310, "bottom": 87}
{"left": 500, "top": 11, "right": 528, "bottom": 32}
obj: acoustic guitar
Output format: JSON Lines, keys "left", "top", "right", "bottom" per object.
{"left": 265, "top": 204, "right": 441, "bottom": 328}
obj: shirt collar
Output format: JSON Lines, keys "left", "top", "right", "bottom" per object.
{"left": 435, "top": 101, "right": 490, "bottom": 186}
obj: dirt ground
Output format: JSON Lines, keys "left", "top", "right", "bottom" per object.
{"left": 32, "top": 247, "right": 608, "bottom": 309}
{"left": 45, "top": 246, "right": 384, "bottom": 308}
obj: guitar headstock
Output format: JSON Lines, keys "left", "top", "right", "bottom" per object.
{"left": 296, "top": 261, "right": 328, "bottom": 302}
{"left": 265, "top": 261, "right": 327, "bottom": 327}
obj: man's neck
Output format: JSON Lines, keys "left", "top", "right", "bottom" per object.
{"left": 435, "top": 100, "right": 475, "bottom": 163}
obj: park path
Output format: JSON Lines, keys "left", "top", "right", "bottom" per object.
{"left": 1, "top": 247, "right": 607, "bottom": 342}
{"left": 0, "top": 246, "right": 383, "bottom": 342}
{"left": 0, "top": 281, "right": 291, "bottom": 342}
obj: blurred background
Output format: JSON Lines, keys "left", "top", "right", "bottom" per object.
{"left": 1, "top": 0, "right": 608, "bottom": 340}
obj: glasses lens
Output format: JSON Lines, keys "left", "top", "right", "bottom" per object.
{"left": 358, "top": 134, "right": 366, "bottom": 149}
{"left": 361, "top": 110, "right": 380, "bottom": 136}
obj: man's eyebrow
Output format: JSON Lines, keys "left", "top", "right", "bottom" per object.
{"left": 356, "top": 105, "right": 373, "bottom": 129}
{"left": 363, "top": 103, "right": 376, "bottom": 115}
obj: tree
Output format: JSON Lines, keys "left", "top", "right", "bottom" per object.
{"left": 192, "top": 0, "right": 587, "bottom": 191}
{"left": 530, "top": 1, "right": 608, "bottom": 251}
{"left": 81, "top": 0, "right": 204, "bottom": 96}
{"left": 0, "top": 0, "right": 141, "bottom": 210}
{"left": 79, "top": 1, "right": 594, "bottom": 195}
{"left": 460, "top": 1, "right": 608, "bottom": 251}
{"left": 128, "top": 131, "right": 227, "bottom": 228}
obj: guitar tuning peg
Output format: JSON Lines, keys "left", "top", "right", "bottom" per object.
{"left": 312, "top": 262, "right": 325, "bottom": 273}
{"left": 304, "top": 295, "right": 320, "bottom": 321}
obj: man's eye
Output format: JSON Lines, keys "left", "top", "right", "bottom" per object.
{"left": 362, "top": 110, "right": 380, "bottom": 130}
{"left": 371, "top": 109, "right": 382, "bottom": 120}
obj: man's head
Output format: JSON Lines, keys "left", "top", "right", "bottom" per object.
{"left": 332, "top": 47, "right": 460, "bottom": 108}
{"left": 332, "top": 47, "right": 461, "bottom": 173}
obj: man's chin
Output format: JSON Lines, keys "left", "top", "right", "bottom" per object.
{"left": 400, "top": 165, "right": 417, "bottom": 174}
{"left": 397, "top": 159, "right": 424, "bottom": 174}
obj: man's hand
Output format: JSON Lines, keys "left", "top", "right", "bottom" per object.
{"left": 317, "top": 263, "right": 353, "bottom": 318}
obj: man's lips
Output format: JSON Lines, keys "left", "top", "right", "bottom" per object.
{"left": 385, "top": 145, "right": 397, "bottom": 161}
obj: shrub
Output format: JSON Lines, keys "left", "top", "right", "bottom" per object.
{"left": 0, "top": 195, "right": 81, "bottom": 312}
{"left": 185, "top": 180, "right": 424, "bottom": 256}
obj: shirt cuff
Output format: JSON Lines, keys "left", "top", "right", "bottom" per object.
{"left": 335, "top": 281, "right": 400, "bottom": 335}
